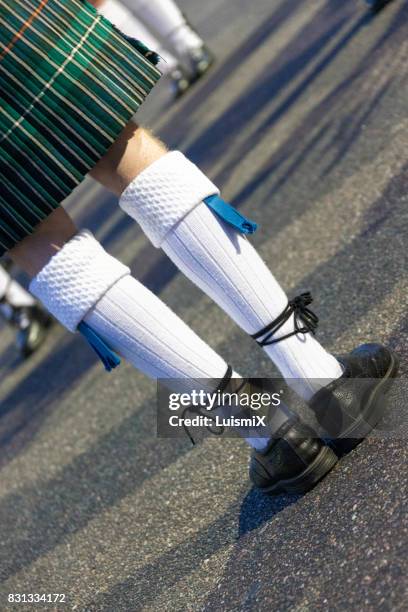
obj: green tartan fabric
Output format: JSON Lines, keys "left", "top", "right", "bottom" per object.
{"left": 0, "top": 0, "right": 161, "bottom": 255}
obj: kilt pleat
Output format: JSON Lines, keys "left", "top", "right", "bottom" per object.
{"left": 0, "top": 0, "right": 161, "bottom": 255}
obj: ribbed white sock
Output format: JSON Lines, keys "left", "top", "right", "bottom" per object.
{"left": 97, "top": 0, "right": 178, "bottom": 73}
{"left": 30, "top": 230, "right": 282, "bottom": 450}
{"left": 167, "top": 24, "right": 203, "bottom": 57}
{"left": 119, "top": 152, "right": 343, "bottom": 401}
{"left": 163, "top": 204, "right": 344, "bottom": 400}
{"left": 85, "top": 274, "right": 229, "bottom": 385}
{"left": 121, "top": 0, "right": 203, "bottom": 55}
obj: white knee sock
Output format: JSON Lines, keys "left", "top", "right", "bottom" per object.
{"left": 97, "top": 0, "right": 178, "bottom": 73}
{"left": 119, "top": 152, "right": 343, "bottom": 401}
{"left": 0, "top": 265, "right": 35, "bottom": 320}
{"left": 121, "top": 0, "right": 203, "bottom": 55}
{"left": 29, "top": 230, "right": 285, "bottom": 450}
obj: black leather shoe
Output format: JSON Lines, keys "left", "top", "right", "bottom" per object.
{"left": 169, "top": 67, "right": 191, "bottom": 99}
{"left": 188, "top": 45, "right": 214, "bottom": 79}
{"left": 179, "top": 45, "right": 214, "bottom": 84}
{"left": 179, "top": 365, "right": 338, "bottom": 496}
{"left": 170, "top": 48, "right": 214, "bottom": 99}
{"left": 249, "top": 417, "right": 338, "bottom": 495}
{"left": 310, "top": 343, "right": 399, "bottom": 455}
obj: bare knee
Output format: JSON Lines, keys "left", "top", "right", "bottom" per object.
{"left": 8, "top": 207, "right": 77, "bottom": 278}
{"left": 8, "top": 122, "right": 167, "bottom": 277}
{"left": 89, "top": 120, "right": 168, "bottom": 196}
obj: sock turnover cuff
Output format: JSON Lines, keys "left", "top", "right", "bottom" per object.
{"left": 30, "top": 230, "right": 130, "bottom": 332}
{"left": 119, "top": 151, "right": 219, "bottom": 247}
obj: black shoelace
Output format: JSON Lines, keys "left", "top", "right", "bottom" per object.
{"left": 252, "top": 292, "right": 319, "bottom": 346}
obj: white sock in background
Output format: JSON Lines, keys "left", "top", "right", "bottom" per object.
{"left": 0, "top": 265, "right": 35, "bottom": 320}
{"left": 167, "top": 24, "right": 203, "bottom": 58}
{"left": 97, "top": 0, "right": 178, "bottom": 74}
{"left": 122, "top": 0, "right": 203, "bottom": 56}
{"left": 30, "top": 230, "right": 284, "bottom": 451}
{"left": 119, "top": 152, "right": 343, "bottom": 401}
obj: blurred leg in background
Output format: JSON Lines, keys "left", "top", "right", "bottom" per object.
{"left": 92, "top": 0, "right": 214, "bottom": 97}
{"left": 0, "top": 263, "right": 51, "bottom": 358}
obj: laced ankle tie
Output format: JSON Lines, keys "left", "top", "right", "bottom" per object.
{"left": 251, "top": 292, "right": 319, "bottom": 346}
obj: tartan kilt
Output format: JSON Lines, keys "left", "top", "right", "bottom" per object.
{"left": 0, "top": 0, "right": 161, "bottom": 256}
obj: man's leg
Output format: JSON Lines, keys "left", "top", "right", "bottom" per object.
{"left": 9, "top": 205, "right": 288, "bottom": 452}
{"left": 10, "top": 121, "right": 395, "bottom": 493}
{"left": 8, "top": 184, "right": 341, "bottom": 495}
{"left": 107, "top": 124, "right": 398, "bottom": 464}
{"left": 96, "top": 124, "right": 343, "bottom": 401}
{"left": 10, "top": 208, "right": 230, "bottom": 384}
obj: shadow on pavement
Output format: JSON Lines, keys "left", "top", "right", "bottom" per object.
{"left": 86, "top": 488, "right": 298, "bottom": 611}
{"left": 216, "top": 2, "right": 407, "bottom": 198}
{"left": 0, "top": 401, "right": 193, "bottom": 582}
{"left": 187, "top": 2, "right": 357, "bottom": 170}
{"left": 238, "top": 487, "right": 299, "bottom": 537}
{"left": 159, "top": 0, "right": 303, "bottom": 148}
{"left": 0, "top": 333, "right": 100, "bottom": 467}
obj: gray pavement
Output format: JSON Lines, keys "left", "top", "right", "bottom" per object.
{"left": 0, "top": 0, "right": 407, "bottom": 610}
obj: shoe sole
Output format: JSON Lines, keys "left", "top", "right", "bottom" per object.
{"left": 260, "top": 445, "right": 338, "bottom": 496}
{"left": 331, "top": 349, "right": 400, "bottom": 455}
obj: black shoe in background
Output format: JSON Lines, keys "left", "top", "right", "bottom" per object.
{"left": 169, "top": 67, "right": 191, "bottom": 98}
{"left": 186, "top": 45, "right": 215, "bottom": 80}
{"left": 13, "top": 305, "right": 53, "bottom": 358}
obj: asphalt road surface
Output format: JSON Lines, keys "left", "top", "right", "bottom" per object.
{"left": 0, "top": 1, "right": 407, "bottom": 610}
